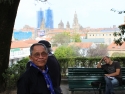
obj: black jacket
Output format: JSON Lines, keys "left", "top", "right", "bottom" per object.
{"left": 47, "top": 54, "right": 61, "bottom": 89}
{"left": 17, "top": 66, "right": 51, "bottom": 94}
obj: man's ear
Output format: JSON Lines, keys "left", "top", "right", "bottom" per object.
{"left": 29, "top": 55, "right": 32, "bottom": 61}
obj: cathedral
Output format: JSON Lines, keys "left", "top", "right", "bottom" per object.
{"left": 58, "top": 12, "right": 81, "bottom": 31}
{"left": 36, "top": 11, "right": 83, "bottom": 38}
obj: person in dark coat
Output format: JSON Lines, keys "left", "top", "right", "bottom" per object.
{"left": 17, "top": 43, "right": 56, "bottom": 94}
{"left": 26, "top": 40, "right": 62, "bottom": 94}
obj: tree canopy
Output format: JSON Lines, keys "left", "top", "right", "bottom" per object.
{"left": 52, "top": 32, "right": 81, "bottom": 46}
{"left": 52, "top": 32, "right": 71, "bottom": 46}
{"left": 113, "top": 24, "right": 125, "bottom": 45}
{"left": 71, "top": 33, "right": 81, "bottom": 42}
{"left": 111, "top": 8, "right": 125, "bottom": 45}
{"left": 111, "top": 8, "right": 125, "bottom": 14}
{"left": 54, "top": 45, "right": 82, "bottom": 58}
{"left": 87, "top": 44, "right": 108, "bottom": 57}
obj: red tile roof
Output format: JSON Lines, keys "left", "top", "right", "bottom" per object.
{"left": 11, "top": 41, "right": 30, "bottom": 48}
{"left": 68, "top": 42, "right": 92, "bottom": 48}
{"left": 107, "top": 42, "right": 125, "bottom": 51}
{"left": 24, "top": 39, "right": 38, "bottom": 44}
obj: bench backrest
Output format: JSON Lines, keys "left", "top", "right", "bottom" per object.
{"left": 68, "top": 68, "right": 125, "bottom": 89}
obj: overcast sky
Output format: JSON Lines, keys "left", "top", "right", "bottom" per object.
{"left": 14, "top": 0, "right": 125, "bottom": 30}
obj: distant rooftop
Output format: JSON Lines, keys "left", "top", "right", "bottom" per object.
{"left": 101, "top": 28, "right": 120, "bottom": 32}
{"left": 81, "top": 38, "right": 105, "bottom": 43}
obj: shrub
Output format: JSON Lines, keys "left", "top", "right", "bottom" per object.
{"left": 2, "top": 57, "right": 29, "bottom": 90}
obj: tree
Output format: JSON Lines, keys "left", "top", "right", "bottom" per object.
{"left": 111, "top": 8, "right": 125, "bottom": 14}
{"left": 52, "top": 32, "right": 71, "bottom": 46}
{"left": 71, "top": 33, "right": 81, "bottom": 42}
{"left": 111, "top": 8, "right": 125, "bottom": 45}
{"left": 0, "top": 0, "right": 20, "bottom": 92}
{"left": 52, "top": 32, "right": 81, "bottom": 46}
{"left": 54, "top": 45, "right": 82, "bottom": 58}
{"left": 87, "top": 44, "right": 108, "bottom": 57}
{"left": 113, "top": 24, "right": 125, "bottom": 45}
{"left": 0, "top": 0, "right": 47, "bottom": 92}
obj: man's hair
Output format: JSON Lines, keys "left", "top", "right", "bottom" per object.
{"left": 38, "top": 40, "right": 51, "bottom": 48}
{"left": 38, "top": 40, "right": 52, "bottom": 53}
{"left": 105, "top": 56, "right": 110, "bottom": 58}
{"left": 30, "top": 43, "right": 48, "bottom": 55}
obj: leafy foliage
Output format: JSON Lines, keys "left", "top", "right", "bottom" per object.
{"left": 2, "top": 58, "right": 29, "bottom": 90}
{"left": 58, "top": 56, "right": 125, "bottom": 71}
{"left": 111, "top": 8, "right": 125, "bottom": 14}
{"left": 71, "top": 33, "right": 81, "bottom": 42}
{"left": 52, "top": 32, "right": 81, "bottom": 46}
{"left": 52, "top": 32, "right": 71, "bottom": 46}
{"left": 113, "top": 25, "right": 125, "bottom": 46}
{"left": 111, "top": 52, "right": 125, "bottom": 57}
{"left": 111, "top": 8, "right": 125, "bottom": 45}
{"left": 54, "top": 45, "right": 82, "bottom": 58}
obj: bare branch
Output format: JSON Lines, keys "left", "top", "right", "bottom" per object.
{"left": 36, "top": 0, "right": 47, "bottom": 2}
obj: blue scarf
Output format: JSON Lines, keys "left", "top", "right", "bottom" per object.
{"left": 30, "top": 61, "right": 55, "bottom": 94}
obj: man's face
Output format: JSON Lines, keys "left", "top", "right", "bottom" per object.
{"left": 29, "top": 45, "right": 48, "bottom": 68}
{"left": 103, "top": 57, "right": 110, "bottom": 64}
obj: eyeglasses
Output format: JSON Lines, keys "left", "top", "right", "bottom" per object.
{"left": 32, "top": 52, "right": 48, "bottom": 58}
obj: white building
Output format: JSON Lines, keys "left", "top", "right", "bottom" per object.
{"left": 9, "top": 40, "right": 38, "bottom": 66}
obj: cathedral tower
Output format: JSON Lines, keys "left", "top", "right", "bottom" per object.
{"left": 66, "top": 21, "right": 70, "bottom": 29}
{"left": 72, "top": 11, "right": 80, "bottom": 31}
{"left": 58, "top": 20, "right": 64, "bottom": 29}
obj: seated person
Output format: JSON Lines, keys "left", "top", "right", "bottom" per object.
{"left": 97, "top": 56, "right": 122, "bottom": 94}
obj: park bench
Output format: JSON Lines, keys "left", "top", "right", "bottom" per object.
{"left": 68, "top": 67, "right": 125, "bottom": 94}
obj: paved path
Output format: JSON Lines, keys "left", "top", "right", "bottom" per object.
{"left": 0, "top": 83, "right": 124, "bottom": 94}
{"left": 60, "top": 83, "right": 125, "bottom": 94}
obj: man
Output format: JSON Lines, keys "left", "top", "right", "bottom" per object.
{"left": 97, "top": 56, "right": 122, "bottom": 94}
{"left": 38, "top": 40, "right": 62, "bottom": 94}
{"left": 17, "top": 43, "right": 55, "bottom": 94}
{"left": 26, "top": 40, "right": 62, "bottom": 94}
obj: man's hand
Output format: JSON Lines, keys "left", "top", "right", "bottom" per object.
{"left": 104, "top": 74, "right": 109, "bottom": 77}
{"left": 100, "top": 57, "right": 104, "bottom": 62}
{"left": 97, "top": 57, "right": 104, "bottom": 68}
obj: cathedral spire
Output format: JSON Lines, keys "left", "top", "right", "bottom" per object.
{"left": 58, "top": 20, "right": 64, "bottom": 29}
{"left": 72, "top": 11, "right": 80, "bottom": 31}
{"left": 40, "top": 18, "right": 45, "bottom": 30}
{"left": 66, "top": 21, "right": 70, "bottom": 29}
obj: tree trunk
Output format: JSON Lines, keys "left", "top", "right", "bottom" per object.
{"left": 0, "top": 0, "right": 20, "bottom": 92}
